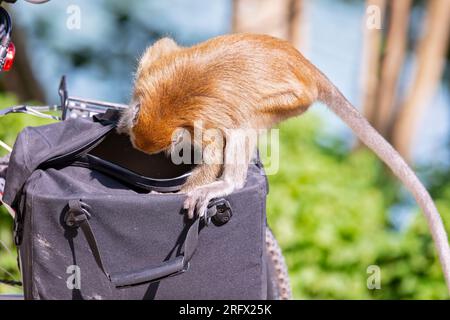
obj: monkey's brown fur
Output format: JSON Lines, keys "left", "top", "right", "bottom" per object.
{"left": 118, "top": 34, "right": 450, "bottom": 292}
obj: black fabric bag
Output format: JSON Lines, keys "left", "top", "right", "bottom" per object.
{"left": 2, "top": 114, "right": 268, "bottom": 300}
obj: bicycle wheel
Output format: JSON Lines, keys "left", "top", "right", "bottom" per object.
{"left": 265, "top": 226, "right": 292, "bottom": 300}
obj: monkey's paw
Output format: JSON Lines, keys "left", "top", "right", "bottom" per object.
{"left": 183, "top": 187, "right": 216, "bottom": 219}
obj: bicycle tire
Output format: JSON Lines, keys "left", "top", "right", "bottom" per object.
{"left": 265, "top": 226, "right": 292, "bottom": 300}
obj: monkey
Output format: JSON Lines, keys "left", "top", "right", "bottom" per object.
{"left": 117, "top": 33, "right": 450, "bottom": 292}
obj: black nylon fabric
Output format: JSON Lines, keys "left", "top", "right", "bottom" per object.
{"left": 4, "top": 117, "right": 268, "bottom": 300}
{"left": 3, "top": 118, "right": 114, "bottom": 208}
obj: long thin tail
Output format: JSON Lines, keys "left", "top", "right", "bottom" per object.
{"left": 318, "top": 76, "right": 450, "bottom": 293}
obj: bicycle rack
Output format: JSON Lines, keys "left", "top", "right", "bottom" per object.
{"left": 0, "top": 76, "right": 130, "bottom": 120}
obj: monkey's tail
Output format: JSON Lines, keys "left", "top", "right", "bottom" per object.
{"left": 317, "top": 74, "right": 450, "bottom": 293}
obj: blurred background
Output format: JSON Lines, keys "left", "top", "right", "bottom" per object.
{"left": 0, "top": 0, "right": 449, "bottom": 299}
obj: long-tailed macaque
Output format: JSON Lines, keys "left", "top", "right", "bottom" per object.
{"left": 117, "top": 34, "right": 450, "bottom": 292}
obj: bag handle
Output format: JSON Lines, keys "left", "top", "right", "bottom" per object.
{"left": 64, "top": 198, "right": 232, "bottom": 287}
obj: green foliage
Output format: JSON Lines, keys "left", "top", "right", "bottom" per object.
{"left": 264, "top": 112, "right": 450, "bottom": 299}
{"left": 0, "top": 94, "right": 55, "bottom": 294}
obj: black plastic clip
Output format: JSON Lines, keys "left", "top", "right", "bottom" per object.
{"left": 205, "top": 198, "right": 233, "bottom": 227}
{"left": 64, "top": 199, "right": 92, "bottom": 228}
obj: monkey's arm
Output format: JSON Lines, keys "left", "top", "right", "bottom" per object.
{"left": 183, "top": 130, "right": 256, "bottom": 218}
{"left": 181, "top": 163, "right": 223, "bottom": 193}
{"left": 180, "top": 131, "right": 225, "bottom": 193}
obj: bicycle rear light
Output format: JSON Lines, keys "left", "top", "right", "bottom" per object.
{"left": 2, "top": 41, "right": 14, "bottom": 71}
{"left": 0, "top": 6, "right": 13, "bottom": 71}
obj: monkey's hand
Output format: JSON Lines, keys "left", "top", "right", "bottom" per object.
{"left": 183, "top": 179, "right": 237, "bottom": 219}
{"left": 180, "top": 163, "right": 223, "bottom": 218}
{"left": 182, "top": 163, "right": 249, "bottom": 218}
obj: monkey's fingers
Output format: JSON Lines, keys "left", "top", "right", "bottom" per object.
{"left": 183, "top": 196, "right": 197, "bottom": 219}
{"left": 195, "top": 196, "right": 210, "bottom": 219}
{"left": 183, "top": 189, "right": 214, "bottom": 219}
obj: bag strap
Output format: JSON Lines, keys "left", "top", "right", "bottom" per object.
{"left": 64, "top": 199, "right": 231, "bottom": 287}
{"left": 65, "top": 200, "right": 110, "bottom": 277}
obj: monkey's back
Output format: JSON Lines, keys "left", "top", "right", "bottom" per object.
{"left": 184, "top": 33, "right": 320, "bottom": 127}
{"left": 134, "top": 33, "right": 320, "bottom": 132}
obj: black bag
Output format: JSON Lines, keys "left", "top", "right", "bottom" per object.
{"left": 2, "top": 114, "right": 269, "bottom": 300}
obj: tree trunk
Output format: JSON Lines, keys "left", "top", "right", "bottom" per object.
{"left": 360, "top": 0, "right": 386, "bottom": 124}
{"left": 374, "top": 0, "right": 412, "bottom": 137}
{"left": 287, "top": 0, "right": 303, "bottom": 49}
{"left": 392, "top": 0, "right": 450, "bottom": 160}
{"left": 232, "top": 0, "right": 292, "bottom": 41}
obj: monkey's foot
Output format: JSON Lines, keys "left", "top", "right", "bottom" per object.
{"left": 183, "top": 181, "right": 234, "bottom": 219}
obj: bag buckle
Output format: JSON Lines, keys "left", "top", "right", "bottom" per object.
{"left": 64, "top": 199, "right": 91, "bottom": 228}
{"left": 205, "top": 199, "right": 233, "bottom": 226}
